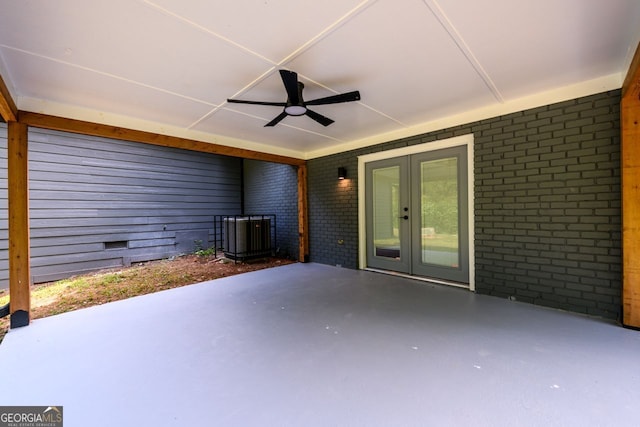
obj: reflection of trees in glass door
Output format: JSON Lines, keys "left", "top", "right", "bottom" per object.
{"left": 365, "top": 146, "right": 469, "bottom": 284}
{"left": 411, "top": 147, "right": 468, "bottom": 283}
{"left": 421, "top": 157, "right": 460, "bottom": 268}
{"left": 391, "top": 184, "right": 400, "bottom": 241}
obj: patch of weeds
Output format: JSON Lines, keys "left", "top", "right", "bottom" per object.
{"left": 195, "top": 247, "right": 216, "bottom": 257}
{"left": 100, "top": 273, "right": 122, "bottom": 285}
{"left": 0, "top": 292, "right": 9, "bottom": 344}
{"left": 33, "top": 281, "right": 73, "bottom": 298}
{"left": 67, "top": 278, "right": 90, "bottom": 290}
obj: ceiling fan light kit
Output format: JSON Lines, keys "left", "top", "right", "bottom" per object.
{"left": 227, "top": 70, "right": 360, "bottom": 127}
{"left": 285, "top": 105, "right": 307, "bottom": 116}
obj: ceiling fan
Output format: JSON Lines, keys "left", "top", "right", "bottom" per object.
{"left": 227, "top": 70, "right": 361, "bottom": 127}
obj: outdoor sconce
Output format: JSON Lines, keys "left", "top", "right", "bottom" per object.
{"left": 338, "top": 167, "right": 347, "bottom": 180}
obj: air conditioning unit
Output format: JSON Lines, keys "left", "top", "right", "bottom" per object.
{"left": 223, "top": 216, "right": 272, "bottom": 260}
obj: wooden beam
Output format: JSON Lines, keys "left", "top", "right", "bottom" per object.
{"left": 8, "top": 121, "right": 30, "bottom": 328}
{"left": 297, "top": 164, "right": 309, "bottom": 262}
{"left": 622, "top": 42, "right": 640, "bottom": 329}
{"left": 18, "top": 111, "right": 306, "bottom": 167}
{"left": 0, "top": 73, "right": 18, "bottom": 122}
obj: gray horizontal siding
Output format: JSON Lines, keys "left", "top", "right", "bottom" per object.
{"left": 0, "top": 124, "right": 242, "bottom": 288}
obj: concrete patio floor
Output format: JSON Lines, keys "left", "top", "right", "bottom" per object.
{"left": 0, "top": 263, "right": 638, "bottom": 426}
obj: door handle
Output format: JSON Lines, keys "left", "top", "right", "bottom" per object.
{"left": 398, "top": 215, "right": 409, "bottom": 220}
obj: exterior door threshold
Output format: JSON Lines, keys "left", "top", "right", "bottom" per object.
{"left": 364, "top": 267, "right": 470, "bottom": 290}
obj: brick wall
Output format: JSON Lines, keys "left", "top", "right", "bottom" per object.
{"left": 307, "top": 90, "right": 621, "bottom": 320}
{"left": 307, "top": 156, "right": 360, "bottom": 268}
{"left": 243, "top": 159, "right": 299, "bottom": 259}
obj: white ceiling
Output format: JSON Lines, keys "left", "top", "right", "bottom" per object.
{"left": 1, "top": 0, "right": 639, "bottom": 159}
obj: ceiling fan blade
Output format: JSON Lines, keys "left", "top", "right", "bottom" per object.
{"left": 306, "top": 90, "right": 361, "bottom": 106}
{"left": 279, "top": 70, "right": 300, "bottom": 105}
{"left": 227, "top": 99, "right": 286, "bottom": 107}
{"left": 264, "top": 111, "right": 288, "bottom": 127}
{"left": 305, "top": 109, "right": 334, "bottom": 126}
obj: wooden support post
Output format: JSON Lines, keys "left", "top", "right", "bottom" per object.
{"left": 297, "top": 164, "right": 309, "bottom": 262}
{"left": 622, "top": 42, "right": 640, "bottom": 329}
{"left": 8, "top": 121, "right": 30, "bottom": 328}
{"left": 0, "top": 73, "right": 18, "bottom": 122}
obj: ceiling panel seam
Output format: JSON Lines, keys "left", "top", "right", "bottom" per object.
{"left": 188, "top": 67, "right": 279, "bottom": 130}
{"left": 202, "top": 0, "right": 379, "bottom": 118}
{"left": 422, "top": 0, "right": 504, "bottom": 103}
{"left": 0, "top": 44, "right": 217, "bottom": 109}
{"left": 188, "top": 0, "right": 380, "bottom": 134}
{"left": 275, "top": 0, "right": 379, "bottom": 67}
{"left": 141, "top": 0, "right": 276, "bottom": 65}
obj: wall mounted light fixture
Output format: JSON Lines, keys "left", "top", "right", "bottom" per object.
{"left": 338, "top": 167, "right": 347, "bottom": 180}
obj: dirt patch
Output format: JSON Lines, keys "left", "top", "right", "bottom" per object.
{"left": 0, "top": 255, "right": 294, "bottom": 344}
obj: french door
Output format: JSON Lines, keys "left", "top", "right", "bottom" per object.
{"left": 365, "top": 145, "right": 469, "bottom": 284}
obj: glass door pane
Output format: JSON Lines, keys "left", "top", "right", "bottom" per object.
{"left": 365, "top": 157, "right": 410, "bottom": 273}
{"left": 373, "top": 166, "right": 401, "bottom": 260}
{"left": 410, "top": 146, "right": 469, "bottom": 283}
{"left": 420, "top": 157, "right": 459, "bottom": 268}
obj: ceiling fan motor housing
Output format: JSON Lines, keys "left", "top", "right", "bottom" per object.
{"left": 285, "top": 82, "right": 307, "bottom": 115}
{"left": 227, "top": 70, "right": 360, "bottom": 127}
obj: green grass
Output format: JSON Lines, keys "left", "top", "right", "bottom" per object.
{"left": 0, "top": 281, "right": 79, "bottom": 307}
{"left": 421, "top": 234, "right": 459, "bottom": 250}
{"left": 194, "top": 247, "right": 217, "bottom": 257}
{"left": 375, "top": 233, "right": 459, "bottom": 251}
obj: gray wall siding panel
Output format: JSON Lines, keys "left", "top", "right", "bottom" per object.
{"left": 308, "top": 90, "right": 622, "bottom": 320}
{"left": 0, "top": 124, "right": 242, "bottom": 288}
{"left": 243, "top": 160, "right": 299, "bottom": 259}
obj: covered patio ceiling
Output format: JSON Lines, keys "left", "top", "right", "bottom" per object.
{"left": 0, "top": 0, "right": 639, "bottom": 159}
